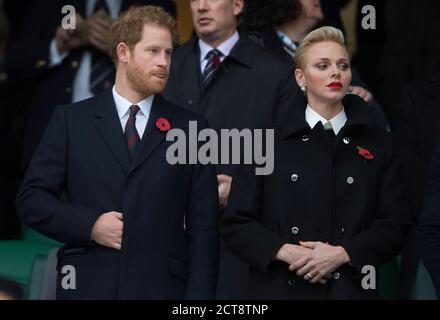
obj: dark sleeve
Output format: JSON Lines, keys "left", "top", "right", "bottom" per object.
{"left": 350, "top": 66, "right": 389, "bottom": 131}
{"left": 418, "top": 138, "right": 440, "bottom": 298}
{"left": 394, "top": 86, "right": 428, "bottom": 219}
{"left": 273, "top": 63, "right": 298, "bottom": 124}
{"left": 185, "top": 116, "right": 220, "bottom": 299}
{"left": 341, "top": 136, "right": 412, "bottom": 271}
{"left": 6, "top": 0, "right": 60, "bottom": 80}
{"left": 16, "top": 106, "right": 102, "bottom": 245}
{"left": 220, "top": 164, "right": 286, "bottom": 274}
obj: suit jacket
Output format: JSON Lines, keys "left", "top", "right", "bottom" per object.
{"left": 418, "top": 138, "right": 440, "bottom": 299}
{"left": 221, "top": 94, "right": 411, "bottom": 299}
{"left": 16, "top": 90, "right": 219, "bottom": 299}
{"left": 6, "top": 0, "right": 176, "bottom": 168}
{"left": 163, "top": 33, "right": 299, "bottom": 176}
{"left": 375, "top": 0, "right": 440, "bottom": 129}
{"left": 395, "top": 73, "right": 440, "bottom": 217}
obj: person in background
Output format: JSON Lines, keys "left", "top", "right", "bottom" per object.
{"left": 241, "top": 0, "right": 388, "bottom": 131}
{"left": 163, "top": 0, "right": 299, "bottom": 299}
{"left": 419, "top": 137, "right": 440, "bottom": 299}
{"left": 6, "top": 0, "right": 176, "bottom": 169}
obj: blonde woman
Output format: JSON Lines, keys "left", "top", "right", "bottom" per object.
{"left": 220, "top": 27, "right": 410, "bottom": 299}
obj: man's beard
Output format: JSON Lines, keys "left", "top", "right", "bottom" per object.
{"left": 126, "top": 60, "right": 168, "bottom": 96}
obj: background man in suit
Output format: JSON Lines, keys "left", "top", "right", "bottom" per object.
{"left": 16, "top": 6, "right": 219, "bottom": 299}
{"left": 396, "top": 73, "right": 440, "bottom": 298}
{"left": 419, "top": 137, "right": 440, "bottom": 299}
{"left": 163, "top": 0, "right": 298, "bottom": 299}
{"left": 6, "top": 0, "right": 176, "bottom": 168}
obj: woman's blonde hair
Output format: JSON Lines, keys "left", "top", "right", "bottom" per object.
{"left": 294, "top": 26, "right": 347, "bottom": 70}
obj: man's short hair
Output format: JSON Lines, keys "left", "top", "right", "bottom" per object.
{"left": 109, "top": 5, "right": 177, "bottom": 64}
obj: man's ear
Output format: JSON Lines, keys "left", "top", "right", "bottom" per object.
{"left": 116, "top": 42, "right": 131, "bottom": 64}
{"left": 233, "top": 0, "right": 244, "bottom": 16}
{"left": 295, "top": 69, "right": 306, "bottom": 88}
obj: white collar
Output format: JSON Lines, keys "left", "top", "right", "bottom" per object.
{"left": 199, "top": 31, "right": 240, "bottom": 61}
{"left": 112, "top": 86, "right": 154, "bottom": 119}
{"left": 305, "top": 105, "right": 347, "bottom": 135}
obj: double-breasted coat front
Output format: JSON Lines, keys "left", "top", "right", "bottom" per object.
{"left": 221, "top": 94, "right": 411, "bottom": 299}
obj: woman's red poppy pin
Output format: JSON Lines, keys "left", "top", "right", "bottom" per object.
{"left": 356, "top": 146, "right": 374, "bottom": 160}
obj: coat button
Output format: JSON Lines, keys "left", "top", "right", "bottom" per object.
{"left": 301, "top": 135, "right": 309, "bottom": 142}
{"left": 35, "top": 59, "right": 47, "bottom": 69}
{"left": 288, "top": 279, "right": 296, "bottom": 286}
{"left": 71, "top": 60, "right": 79, "bottom": 69}
{"left": 65, "top": 87, "right": 72, "bottom": 94}
{"left": 188, "top": 100, "right": 193, "bottom": 105}
{"left": 291, "top": 174, "right": 299, "bottom": 182}
{"left": 291, "top": 227, "right": 299, "bottom": 235}
{"left": 346, "top": 176, "right": 354, "bottom": 185}
{"left": 340, "top": 227, "right": 345, "bottom": 234}
{"left": 343, "top": 137, "right": 350, "bottom": 144}
{"left": 333, "top": 272, "right": 340, "bottom": 280}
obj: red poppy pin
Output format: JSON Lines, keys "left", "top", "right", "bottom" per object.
{"left": 156, "top": 118, "right": 171, "bottom": 132}
{"left": 356, "top": 146, "right": 374, "bottom": 160}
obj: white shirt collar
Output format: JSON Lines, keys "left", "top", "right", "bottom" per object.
{"left": 305, "top": 105, "right": 347, "bottom": 135}
{"left": 199, "top": 31, "right": 240, "bottom": 62}
{"left": 112, "top": 86, "right": 154, "bottom": 119}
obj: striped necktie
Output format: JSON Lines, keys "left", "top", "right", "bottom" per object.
{"left": 89, "top": 0, "right": 114, "bottom": 95}
{"left": 125, "top": 105, "right": 141, "bottom": 160}
{"left": 202, "top": 49, "right": 222, "bottom": 86}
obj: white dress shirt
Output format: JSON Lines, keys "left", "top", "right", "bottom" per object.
{"left": 112, "top": 86, "right": 154, "bottom": 139}
{"left": 49, "top": 0, "right": 122, "bottom": 103}
{"left": 199, "top": 31, "right": 240, "bottom": 72}
{"left": 305, "top": 104, "right": 347, "bottom": 135}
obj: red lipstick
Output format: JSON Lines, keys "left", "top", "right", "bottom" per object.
{"left": 327, "top": 82, "right": 343, "bottom": 89}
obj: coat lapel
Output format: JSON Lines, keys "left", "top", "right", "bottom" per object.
{"left": 94, "top": 89, "right": 131, "bottom": 173}
{"left": 129, "top": 95, "right": 174, "bottom": 174}
{"left": 178, "top": 38, "right": 203, "bottom": 113}
{"left": 201, "top": 34, "right": 256, "bottom": 100}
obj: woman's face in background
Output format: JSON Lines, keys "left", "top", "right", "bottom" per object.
{"left": 296, "top": 41, "right": 352, "bottom": 106}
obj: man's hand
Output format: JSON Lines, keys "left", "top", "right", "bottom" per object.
{"left": 88, "top": 14, "right": 112, "bottom": 54}
{"left": 55, "top": 14, "right": 88, "bottom": 54}
{"left": 218, "top": 174, "right": 232, "bottom": 209}
{"left": 91, "top": 211, "right": 123, "bottom": 250}
{"left": 348, "top": 85, "right": 373, "bottom": 106}
{"left": 289, "top": 241, "right": 351, "bottom": 284}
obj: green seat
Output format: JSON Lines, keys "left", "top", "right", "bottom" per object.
{"left": 26, "top": 254, "right": 48, "bottom": 300}
{"left": 0, "top": 240, "right": 57, "bottom": 287}
{"left": 378, "top": 256, "right": 400, "bottom": 299}
{"left": 412, "top": 262, "right": 437, "bottom": 300}
{"left": 0, "top": 228, "right": 62, "bottom": 298}
{"left": 22, "top": 229, "right": 62, "bottom": 247}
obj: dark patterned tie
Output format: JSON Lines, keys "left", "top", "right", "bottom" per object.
{"left": 125, "top": 105, "right": 141, "bottom": 160}
{"left": 89, "top": 0, "right": 114, "bottom": 95}
{"left": 202, "top": 49, "right": 222, "bottom": 86}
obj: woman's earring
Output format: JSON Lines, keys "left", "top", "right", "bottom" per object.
{"left": 301, "top": 86, "right": 306, "bottom": 94}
